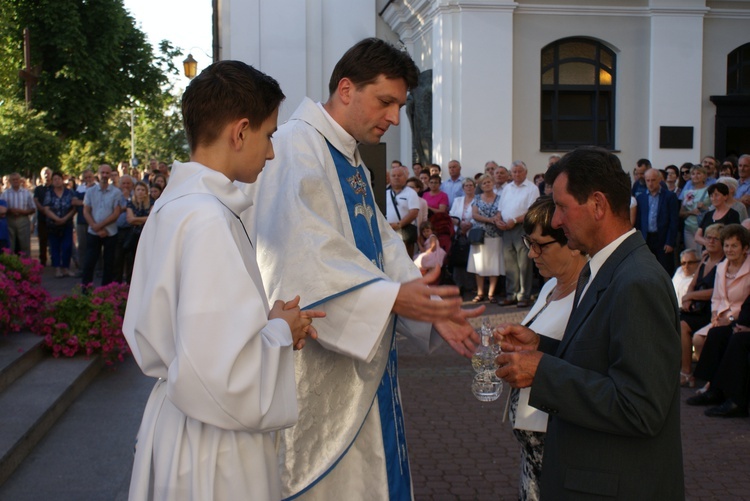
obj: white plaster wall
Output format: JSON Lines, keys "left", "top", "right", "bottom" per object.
{"left": 512, "top": 11, "right": 651, "bottom": 177}
{"left": 218, "top": 0, "right": 750, "bottom": 180}
{"left": 259, "top": 0, "right": 307, "bottom": 120}
{"left": 452, "top": 9, "right": 514, "bottom": 177}
{"left": 218, "top": 0, "right": 259, "bottom": 62}
{"left": 647, "top": 9, "right": 705, "bottom": 169}
{"left": 218, "top": 1, "right": 412, "bottom": 165}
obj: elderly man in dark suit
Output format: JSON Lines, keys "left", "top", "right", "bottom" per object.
{"left": 635, "top": 168, "right": 680, "bottom": 275}
{"left": 496, "top": 146, "right": 684, "bottom": 500}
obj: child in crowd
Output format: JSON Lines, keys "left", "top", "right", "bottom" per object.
{"left": 122, "top": 60, "right": 324, "bottom": 500}
{"left": 414, "top": 220, "right": 446, "bottom": 272}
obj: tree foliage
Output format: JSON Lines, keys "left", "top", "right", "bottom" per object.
{"left": 2, "top": 0, "right": 167, "bottom": 140}
{"left": 0, "top": 98, "right": 62, "bottom": 177}
{"left": 59, "top": 91, "right": 188, "bottom": 174}
{"left": 0, "top": 1, "right": 188, "bottom": 176}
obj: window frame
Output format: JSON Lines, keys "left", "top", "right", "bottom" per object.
{"left": 727, "top": 43, "right": 750, "bottom": 95}
{"left": 540, "top": 37, "right": 616, "bottom": 151}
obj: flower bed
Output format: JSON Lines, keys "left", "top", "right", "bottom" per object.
{"left": 0, "top": 252, "right": 49, "bottom": 334}
{"left": 35, "top": 283, "right": 131, "bottom": 364}
{"left": 1, "top": 251, "right": 130, "bottom": 364}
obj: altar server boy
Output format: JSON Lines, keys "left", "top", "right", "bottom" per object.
{"left": 123, "top": 60, "right": 324, "bottom": 501}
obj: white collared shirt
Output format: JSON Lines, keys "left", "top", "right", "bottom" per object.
{"left": 498, "top": 179, "right": 539, "bottom": 221}
{"left": 577, "top": 228, "right": 636, "bottom": 304}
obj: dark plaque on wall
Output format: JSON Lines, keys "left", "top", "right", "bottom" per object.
{"left": 660, "top": 126, "right": 694, "bottom": 149}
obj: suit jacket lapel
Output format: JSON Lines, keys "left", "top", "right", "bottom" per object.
{"left": 556, "top": 233, "right": 646, "bottom": 357}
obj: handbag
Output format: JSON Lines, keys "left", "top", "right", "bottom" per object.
{"left": 449, "top": 232, "right": 470, "bottom": 267}
{"left": 468, "top": 227, "right": 485, "bottom": 245}
{"left": 389, "top": 189, "right": 418, "bottom": 245}
{"left": 688, "top": 261, "right": 715, "bottom": 314}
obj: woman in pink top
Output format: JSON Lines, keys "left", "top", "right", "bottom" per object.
{"left": 422, "top": 175, "right": 449, "bottom": 215}
{"left": 693, "top": 224, "right": 750, "bottom": 358}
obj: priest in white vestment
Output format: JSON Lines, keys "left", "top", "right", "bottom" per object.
{"left": 123, "top": 61, "right": 322, "bottom": 501}
{"left": 248, "top": 39, "right": 481, "bottom": 500}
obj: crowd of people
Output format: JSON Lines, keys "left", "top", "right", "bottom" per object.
{"left": 2, "top": 34, "right": 749, "bottom": 500}
{"left": 385, "top": 152, "right": 750, "bottom": 497}
{"left": 387, "top": 156, "right": 561, "bottom": 308}
{"left": 0, "top": 158, "right": 168, "bottom": 286}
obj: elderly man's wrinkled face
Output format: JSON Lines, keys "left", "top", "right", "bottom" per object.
{"left": 120, "top": 177, "right": 134, "bottom": 194}
{"left": 510, "top": 165, "right": 526, "bottom": 185}
{"left": 390, "top": 167, "right": 408, "bottom": 190}
{"left": 739, "top": 157, "right": 750, "bottom": 180}
{"left": 448, "top": 161, "right": 461, "bottom": 179}
{"left": 494, "top": 167, "right": 509, "bottom": 185}
{"left": 680, "top": 252, "right": 700, "bottom": 276}
{"left": 702, "top": 157, "right": 717, "bottom": 177}
{"left": 644, "top": 169, "right": 661, "bottom": 194}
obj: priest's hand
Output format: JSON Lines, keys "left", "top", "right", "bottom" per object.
{"left": 392, "top": 266, "right": 463, "bottom": 322}
{"left": 271, "top": 296, "right": 326, "bottom": 350}
{"left": 433, "top": 306, "right": 484, "bottom": 358}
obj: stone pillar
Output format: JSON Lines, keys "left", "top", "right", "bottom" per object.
{"left": 431, "top": 1, "right": 516, "bottom": 171}
{"left": 647, "top": 0, "right": 708, "bottom": 167}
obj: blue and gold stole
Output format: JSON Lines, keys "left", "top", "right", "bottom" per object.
{"left": 326, "top": 140, "right": 412, "bottom": 500}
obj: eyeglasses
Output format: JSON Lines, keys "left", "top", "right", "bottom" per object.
{"left": 681, "top": 170, "right": 691, "bottom": 175}
{"left": 680, "top": 260, "right": 700, "bottom": 265}
{"left": 522, "top": 235, "right": 558, "bottom": 254}
{"left": 705, "top": 236, "right": 720, "bottom": 242}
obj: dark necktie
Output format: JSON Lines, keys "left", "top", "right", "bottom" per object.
{"left": 572, "top": 261, "right": 592, "bottom": 311}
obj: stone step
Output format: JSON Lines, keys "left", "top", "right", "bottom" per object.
{"left": 0, "top": 351, "right": 104, "bottom": 487}
{"left": 0, "top": 333, "right": 45, "bottom": 394}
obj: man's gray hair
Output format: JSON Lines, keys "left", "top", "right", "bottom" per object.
{"left": 680, "top": 248, "right": 698, "bottom": 259}
{"left": 511, "top": 160, "right": 527, "bottom": 172}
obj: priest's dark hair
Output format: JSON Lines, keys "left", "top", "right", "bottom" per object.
{"left": 328, "top": 38, "right": 419, "bottom": 95}
{"left": 181, "top": 60, "right": 285, "bottom": 152}
{"left": 545, "top": 146, "right": 631, "bottom": 221}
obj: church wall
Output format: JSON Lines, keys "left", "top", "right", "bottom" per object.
{"left": 512, "top": 10, "right": 652, "bottom": 177}
{"left": 217, "top": 0, "right": 750, "bottom": 180}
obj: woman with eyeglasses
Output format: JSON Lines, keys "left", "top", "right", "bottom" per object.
{"left": 672, "top": 248, "right": 700, "bottom": 308}
{"left": 678, "top": 223, "right": 725, "bottom": 387}
{"left": 680, "top": 165, "right": 710, "bottom": 251}
{"left": 506, "top": 195, "right": 587, "bottom": 501}
{"left": 692, "top": 224, "right": 750, "bottom": 356}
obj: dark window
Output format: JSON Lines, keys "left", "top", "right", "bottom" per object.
{"left": 727, "top": 43, "right": 750, "bottom": 95}
{"left": 541, "top": 38, "right": 616, "bottom": 150}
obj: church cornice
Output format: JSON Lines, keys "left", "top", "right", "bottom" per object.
{"left": 382, "top": 0, "right": 750, "bottom": 42}
{"left": 515, "top": 4, "right": 709, "bottom": 17}
{"left": 382, "top": 0, "right": 519, "bottom": 42}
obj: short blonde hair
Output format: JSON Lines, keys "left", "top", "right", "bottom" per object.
{"left": 476, "top": 174, "right": 493, "bottom": 187}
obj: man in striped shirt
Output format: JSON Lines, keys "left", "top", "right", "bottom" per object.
{"left": 0, "top": 172, "right": 35, "bottom": 256}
